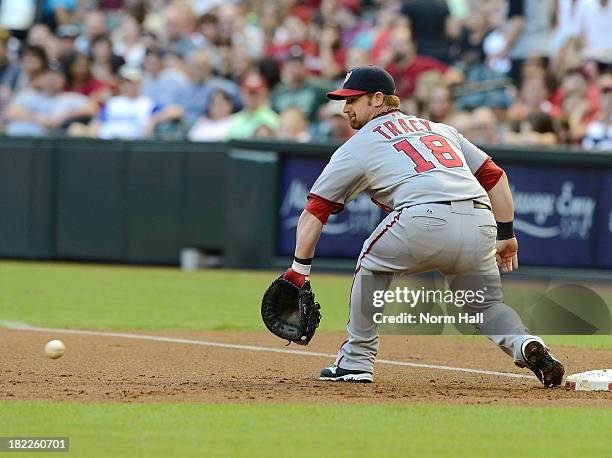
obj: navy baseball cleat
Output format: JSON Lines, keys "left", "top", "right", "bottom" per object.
{"left": 522, "top": 340, "right": 564, "bottom": 388}
{"left": 319, "top": 364, "right": 373, "bottom": 383}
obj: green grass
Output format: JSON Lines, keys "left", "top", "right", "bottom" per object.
{"left": 1, "top": 402, "right": 610, "bottom": 458}
{"left": 0, "top": 261, "right": 352, "bottom": 332}
{"left": 0, "top": 261, "right": 611, "bottom": 350}
{"left": 1, "top": 262, "right": 611, "bottom": 458}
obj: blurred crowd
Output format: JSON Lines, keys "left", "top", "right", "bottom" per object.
{"left": 0, "top": 0, "right": 610, "bottom": 150}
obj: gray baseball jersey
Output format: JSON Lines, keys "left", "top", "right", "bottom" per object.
{"left": 310, "top": 111, "right": 491, "bottom": 211}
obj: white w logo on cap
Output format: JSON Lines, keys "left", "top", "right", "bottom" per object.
{"left": 343, "top": 71, "right": 353, "bottom": 84}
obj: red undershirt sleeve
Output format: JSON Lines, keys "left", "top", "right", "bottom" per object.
{"left": 474, "top": 157, "right": 504, "bottom": 191}
{"left": 305, "top": 193, "right": 344, "bottom": 225}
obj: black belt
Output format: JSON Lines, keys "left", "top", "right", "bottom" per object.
{"left": 432, "top": 201, "right": 491, "bottom": 210}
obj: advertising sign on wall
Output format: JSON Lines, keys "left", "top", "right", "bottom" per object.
{"left": 279, "top": 157, "right": 611, "bottom": 269}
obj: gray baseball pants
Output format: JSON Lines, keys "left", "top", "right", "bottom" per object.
{"left": 334, "top": 200, "right": 542, "bottom": 372}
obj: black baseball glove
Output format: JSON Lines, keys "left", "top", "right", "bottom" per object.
{"left": 261, "top": 275, "right": 321, "bottom": 346}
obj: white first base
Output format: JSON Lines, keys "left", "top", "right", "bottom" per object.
{"left": 565, "top": 369, "right": 612, "bottom": 391}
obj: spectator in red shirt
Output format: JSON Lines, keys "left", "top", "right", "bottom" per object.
{"left": 89, "top": 35, "right": 125, "bottom": 90}
{"left": 384, "top": 25, "right": 461, "bottom": 98}
{"left": 64, "top": 53, "right": 110, "bottom": 106}
{"left": 550, "top": 68, "right": 599, "bottom": 119}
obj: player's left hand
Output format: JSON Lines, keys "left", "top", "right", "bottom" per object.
{"left": 495, "top": 237, "right": 518, "bottom": 273}
{"left": 261, "top": 274, "right": 321, "bottom": 346}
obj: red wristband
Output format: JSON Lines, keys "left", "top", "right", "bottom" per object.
{"left": 283, "top": 268, "right": 307, "bottom": 288}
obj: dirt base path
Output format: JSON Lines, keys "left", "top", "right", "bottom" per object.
{"left": 1, "top": 329, "right": 610, "bottom": 407}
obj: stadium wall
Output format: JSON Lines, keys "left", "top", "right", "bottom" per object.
{"left": 0, "top": 136, "right": 610, "bottom": 269}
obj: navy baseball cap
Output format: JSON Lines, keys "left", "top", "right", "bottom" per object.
{"left": 327, "top": 66, "right": 396, "bottom": 100}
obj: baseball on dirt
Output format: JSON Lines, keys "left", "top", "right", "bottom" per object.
{"left": 44, "top": 340, "right": 65, "bottom": 359}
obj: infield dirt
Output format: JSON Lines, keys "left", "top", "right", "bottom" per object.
{"left": 1, "top": 329, "right": 610, "bottom": 407}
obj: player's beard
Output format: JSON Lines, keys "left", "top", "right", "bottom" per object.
{"left": 349, "top": 116, "right": 365, "bottom": 129}
{"left": 350, "top": 100, "right": 374, "bottom": 130}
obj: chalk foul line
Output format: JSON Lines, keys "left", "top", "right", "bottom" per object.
{"left": 0, "top": 321, "right": 533, "bottom": 381}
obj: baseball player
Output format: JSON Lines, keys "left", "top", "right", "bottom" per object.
{"left": 280, "top": 66, "right": 564, "bottom": 388}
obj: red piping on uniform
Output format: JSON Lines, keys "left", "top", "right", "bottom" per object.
{"left": 347, "top": 272, "right": 357, "bottom": 324}
{"left": 336, "top": 274, "right": 355, "bottom": 369}
{"left": 474, "top": 156, "right": 492, "bottom": 176}
{"left": 339, "top": 210, "right": 402, "bottom": 369}
{"left": 336, "top": 338, "right": 349, "bottom": 368}
{"left": 371, "top": 197, "right": 393, "bottom": 213}
{"left": 355, "top": 209, "right": 404, "bottom": 274}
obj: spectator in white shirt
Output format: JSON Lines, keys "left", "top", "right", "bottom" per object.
{"left": 550, "top": 0, "right": 581, "bottom": 55}
{"left": 576, "top": 0, "right": 612, "bottom": 59}
{"left": 88, "top": 65, "right": 182, "bottom": 139}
